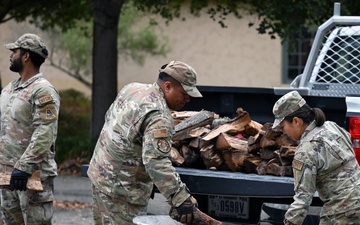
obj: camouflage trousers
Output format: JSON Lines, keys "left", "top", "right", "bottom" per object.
{"left": 320, "top": 208, "right": 360, "bottom": 225}
{"left": 0, "top": 176, "right": 54, "bottom": 225}
{"left": 92, "top": 185, "right": 148, "bottom": 225}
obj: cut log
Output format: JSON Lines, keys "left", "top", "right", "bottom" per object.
{"left": 193, "top": 208, "right": 223, "bottom": 225}
{"left": 200, "top": 144, "right": 224, "bottom": 169}
{"left": 180, "top": 145, "right": 200, "bottom": 166}
{"left": 259, "top": 127, "right": 283, "bottom": 149}
{"left": 247, "top": 132, "right": 263, "bottom": 155}
{"left": 256, "top": 160, "right": 268, "bottom": 175}
{"left": 222, "top": 149, "right": 248, "bottom": 172}
{"left": 215, "top": 133, "right": 248, "bottom": 151}
{"left": 266, "top": 159, "right": 293, "bottom": 176}
{"left": 276, "top": 134, "right": 298, "bottom": 146}
{"left": 202, "top": 110, "right": 251, "bottom": 142}
{"left": 170, "top": 147, "right": 185, "bottom": 166}
{"left": 274, "top": 150, "right": 292, "bottom": 166}
{"left": 243, "top": 155, "right": 262, "bottom": 173}
{"left": 242, "top": 120, "right": 263, "bottom": 137}
{"left": 173, "top": 110, "right": 216, "bottom": 141}
{"left": 279, "top": 146, "right": 297, "bottom": 158}
{"left": 259, "top": 148, "right": 276, "bottom": 160}
{"left": 189, "top": 137, "right": 201, "bottom": 149}
{"left": 0, "top": 170, "right": 43, "bottom": 191}
{"left": 186, "top": 127, "right": 211, "bottom": 139}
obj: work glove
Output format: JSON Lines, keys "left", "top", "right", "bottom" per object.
{"left": 170, "top": 196, "right": 198, "bottom": 224}
{"left": 10, "top": 169, "right": 31, "bottom": 191}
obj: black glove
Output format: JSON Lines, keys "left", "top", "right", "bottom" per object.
{"left": 10, "top": 169, "right": 31, "bottom": 191}
{"left": 170, "top": 196, "right": 198, "bottom": 224}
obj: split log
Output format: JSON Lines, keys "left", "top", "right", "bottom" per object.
{"left": 276, "top": 134, "right": 298, "bottom": 146}
{"left": 259, "top": 128, "right": 283, "bottom": 149}
{"left": 256, "top": 160, "right": 268, "bottom": 175}
{"left": 222, "top": 149, "right": 248, "bottom": 172}
{"left": 180, "top": 145, "right": 200, "bottom": 166}
{"left": 259, "top": 148, "right": 276, "bottom": 160}
{"left": 202, "top": 109, "right": 251, "bottom": 142}
{"left": 279, "top": 146, "right": 297, "bottom": 158}
{"left": 242, "top": 120, "right": 263, "bottom": 137}
{"left": 243, "top": 155, "right": 262, "bottom": 173}
{"left": 193, "top": 208, "right": 223, "bottom": 225}
{"left": 274, "top": 150, "right": 292, "bottom": 166}
{"left": 247, "top": 131, "right": 264, "bottom": 155}
{"left": 0, "top": 170, "right": 43, "bottom": 191}
{"left": 215, "top": 133, "right": 248, "bottom": 151}
{"left": 266, "top": 159, "right": 293, "bottom": 177}
{"left": 173, "top": 110, "right": 216, "bottom": 141}
{"left": 186, "top": 127, "right": 211, "bottom": 139}
{"left": 200, "top": 144, "right": 224, "bottom": 169}
{"left": 170, "top": 147, "right": 185, "bottom": 166}
{"left": 189, "top": 137, "right": 212, "bottom": 149}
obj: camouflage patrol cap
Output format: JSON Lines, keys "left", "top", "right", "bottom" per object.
{"left": 272, "top": 91, "right": 306, "bottom": 128}
{"left": 4, "top": 33, "right": 48, "bottom": 59}
{"left": 159, "top": 60, "right": 202, "bottom": 98}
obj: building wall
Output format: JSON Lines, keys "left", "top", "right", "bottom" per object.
{"left": 0, "top": 10, "right": 283, "bottom": 97}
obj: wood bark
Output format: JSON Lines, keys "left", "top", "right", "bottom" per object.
{"left": 215, "top": 133, "right": 248, "bottom": 151}
{"left": 173, "top": 110, "right": 216, "bottom": 141}
{"left": 0, "top": 171, "right": 43, "bottom": 191}
{"left": 193, "top": 208, "right": 223, "bottom": 225}
{"left": 202, "top": 109, "right": 251, "bottom": 141}
{"left": 170, "top": 147, "right": 185, "bottom": 166}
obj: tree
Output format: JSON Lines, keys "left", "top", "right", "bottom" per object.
{"left": 2, "top": 0, "right": 360, "bottom": 138}
{"left": 47, "top": 2, "right": 170, "bottom": 90}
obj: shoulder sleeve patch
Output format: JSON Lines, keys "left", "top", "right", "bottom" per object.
{"left": 292, "top": 159, "right": 304, "bottom": 171}
{"left": 40, "top": 105, "right": 57, "bottom": 121}
{"left": 38, "top": 94, "right": 53, "bottom": 105}
{"left": 157, "top": 139, "right": 171, "bottom": 153}
{"left": 153, "top": 128, "right": 169, "bottom": 138}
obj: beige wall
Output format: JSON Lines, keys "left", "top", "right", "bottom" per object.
{"left": 0, "top": 10, "right": 283, "bottom": 97}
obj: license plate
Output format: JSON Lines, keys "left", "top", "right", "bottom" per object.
{"left": 208, "top": 195, "right": 249, "bottom": 219}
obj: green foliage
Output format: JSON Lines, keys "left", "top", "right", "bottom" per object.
{"left": 57, "top": 22, "right": 93, "bottom": 76}
{"left": 49, "top": 0, "right": 170, "bottom": 83}
{"left": 134, "top": 0, "right": 360, "bottom": 43}
{"left": 56, "top": 89, "right": 96, "bottom": 164}
{"left": 0, "top": 0, "right": 92, "bottom": 31}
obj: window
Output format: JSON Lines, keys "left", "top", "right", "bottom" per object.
{"left": 282, "top": 31, "right": 314, "bottom": 84}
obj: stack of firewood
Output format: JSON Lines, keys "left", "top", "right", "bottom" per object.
{"left": 170, "top": 108, "right": 298, "bottom": 177}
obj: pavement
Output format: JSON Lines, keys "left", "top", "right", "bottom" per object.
{"left": 52, "top": 176, "right": 243, "bottom": 225}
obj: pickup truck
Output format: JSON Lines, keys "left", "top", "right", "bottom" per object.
{"left": 82, "top": 2, "right": 360, "bottom": 224}
{"left": 176, "top": 2, "right": 360, "bottom": 224}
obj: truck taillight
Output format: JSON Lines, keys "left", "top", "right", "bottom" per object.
{"left": 348, "top": 117, "right": 360, "bottom": 165}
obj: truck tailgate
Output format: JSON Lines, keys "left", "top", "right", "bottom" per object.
{"left": 176, "top": 167, "right": 295, "bottom": 197}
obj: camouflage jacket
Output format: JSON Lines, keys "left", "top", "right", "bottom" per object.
{"left": 285, "top": 121, "right": 360, "bottom": 224}
{"left": 87, "top": 82, "right": 190, "bottom": 206}
{"left": 0, "top": 73, "right": 59, "bottom": 178}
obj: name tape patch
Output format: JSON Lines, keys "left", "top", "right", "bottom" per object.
{"left": 39, "top": 95, "right": 53, "bottom": 105}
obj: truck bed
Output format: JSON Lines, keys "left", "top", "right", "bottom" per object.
{"left": 182, "top": 86, "right": 347, "bottom": 128}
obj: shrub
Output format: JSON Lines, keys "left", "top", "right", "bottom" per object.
{"left": 55, "top": 89, "right": 96, "bottom": 164}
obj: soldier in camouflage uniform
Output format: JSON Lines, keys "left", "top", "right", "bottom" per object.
{"left": 0, "top": 34, "right": 60, "bottom": 225}
{"left": 272, "top": 91, "right": 360, "bottom": 225}
{"left": 87, "top": 60, "right": 206, "bottom": 225}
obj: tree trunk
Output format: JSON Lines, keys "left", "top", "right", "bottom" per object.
{"left": 88, "top": 0, "right": 124, "bottom": 138}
